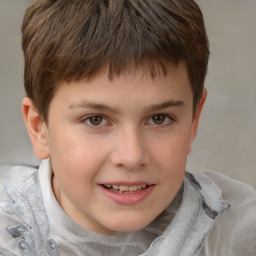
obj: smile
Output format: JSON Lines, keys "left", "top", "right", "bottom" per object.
{"left": 103, "top": 184, "right": 148, "bottom": 193}
{"left": 100, "top": 183, "right": 155, "bottom": 205}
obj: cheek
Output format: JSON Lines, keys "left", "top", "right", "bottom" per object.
{"left": 152, "top": 130, "right": 192, "bottom": 162}
{"left": 48, "top": 128, "right": 108, "bottom": 180}
{"left": 150, "top": 133, "right": 191, "bottom": 189}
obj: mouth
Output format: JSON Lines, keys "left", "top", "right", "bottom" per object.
{"left": 102, "top": 184, "right": 149, "bottom": 194}
{"left": 100, "top": 183, "right": 155, "bottom": 205}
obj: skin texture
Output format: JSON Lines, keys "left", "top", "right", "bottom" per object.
{"left": 22, "top": 62, "right": 206, "bottom": 235}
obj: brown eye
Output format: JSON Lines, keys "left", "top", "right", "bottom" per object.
{"left": 89, "top": 116, "right": 102, "bottom": 125}
{"left": 85, "top": 115, "right": 108, "bottom": 127}
{"left": 146, "top": 114, "right": 173, "bottom": 126}
{"left": 152, "top": 115, "right": 166, "bottom": 124}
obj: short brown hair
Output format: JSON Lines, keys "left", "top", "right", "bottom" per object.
{"left": 22, "top": 0, "right": 209, "bottom": 122}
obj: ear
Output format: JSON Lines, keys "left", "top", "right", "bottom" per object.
{"left": 22, "top": 97, "right": 50, "bottom": 159}
{"left": 188, "top": 88, "right": 207, "bottom": 154}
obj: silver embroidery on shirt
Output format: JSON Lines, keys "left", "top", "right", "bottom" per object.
{"left": 0, "top": 167, "right": 59, "bottom": 256}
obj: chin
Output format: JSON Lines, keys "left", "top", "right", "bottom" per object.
{"left": 104, "top": 216, "right": 152, "bottom": 234}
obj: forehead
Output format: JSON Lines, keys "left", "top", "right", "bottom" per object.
{"left": 50, "top": 61, "right": 193, "bottom": 113}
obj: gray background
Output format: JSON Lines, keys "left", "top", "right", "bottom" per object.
{"left": 0, "top": 0, "right": 255, "bottom": 188}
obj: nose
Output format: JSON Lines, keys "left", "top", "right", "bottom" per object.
{"left": 109, "top": 127, "right": 149, "bottom": 170}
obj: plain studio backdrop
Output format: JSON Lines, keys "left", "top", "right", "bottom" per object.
{"left": 0, "top": 0, "right": 255, "bottom": 188}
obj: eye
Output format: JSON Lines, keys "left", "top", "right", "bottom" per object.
{"left": 83, "top": 115, "right": 109, "bottom": 127}
{"left": 147, "top": 114, "right": 173, "bottom": 126}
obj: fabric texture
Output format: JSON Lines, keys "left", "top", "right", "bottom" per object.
{"left": 0, "top": 159, "right": 255, "bottom": 256}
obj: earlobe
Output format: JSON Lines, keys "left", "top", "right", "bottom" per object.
{"left": 22, "top": 97, "right": 50, "bottom": 159}
{"left": 187, "top": 88, "right": 207, "bottom": 154}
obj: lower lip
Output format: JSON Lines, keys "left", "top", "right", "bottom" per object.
{"left": 100, "top": 185, "right": 155, "bottom": 205}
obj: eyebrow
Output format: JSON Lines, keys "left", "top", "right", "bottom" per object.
{"left": 69, "top": 101, "right": 116, "bottom": 112}
{"left": 148, "top": 100, "right": 184, "bottom": 112}
{"left": 69, "top": 99, "right": 184, "bottom": 112}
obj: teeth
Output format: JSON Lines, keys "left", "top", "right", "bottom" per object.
{"left": 104, "top": 184, "right": 148, "bottom": 192}
{"left": 129, "top": 185, "right": 139, "bottom": 192}
{"left": 119, "top": 185, "right": 129, "bottom": 192}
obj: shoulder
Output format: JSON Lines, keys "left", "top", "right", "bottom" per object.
{"left": 0, "top": 164, "right": 39, "bottom": 208}
{"left": 0, "top": 164, "right": 39, "bottom": 256}
{"left": 0, "top": 164, "right": 38, "bottom": 186}
{"left": 0, "top": 164, "right": 39, "bottom": 211}
{"left": 202, "top": 170, "right": 256, "bottom": 199}
{"left": 200, "top": 170, "right": 256, "bottom": 256}
{"left": 0, "top": 164, "right": 58, "bottom": 256}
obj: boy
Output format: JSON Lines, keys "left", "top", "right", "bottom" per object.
{"left": 0, "top": 0, "right": 255, "bottom": 255}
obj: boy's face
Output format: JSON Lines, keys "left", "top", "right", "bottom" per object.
{"left": 24, "top": 62, "right": 205, "bottom": 235}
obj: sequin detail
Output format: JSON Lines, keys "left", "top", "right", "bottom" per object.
{"left": 0, "top": 167, "right": 59, "bottom": 256}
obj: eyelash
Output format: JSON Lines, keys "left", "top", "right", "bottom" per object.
{"left": 146, "top": 114, "right": 174, "bottom": 127}
{"left": 81, "top": 114, "right": 175, "bottom": 128}
{"left": 82, "top": 115, "right": 110, "bottom": 128}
